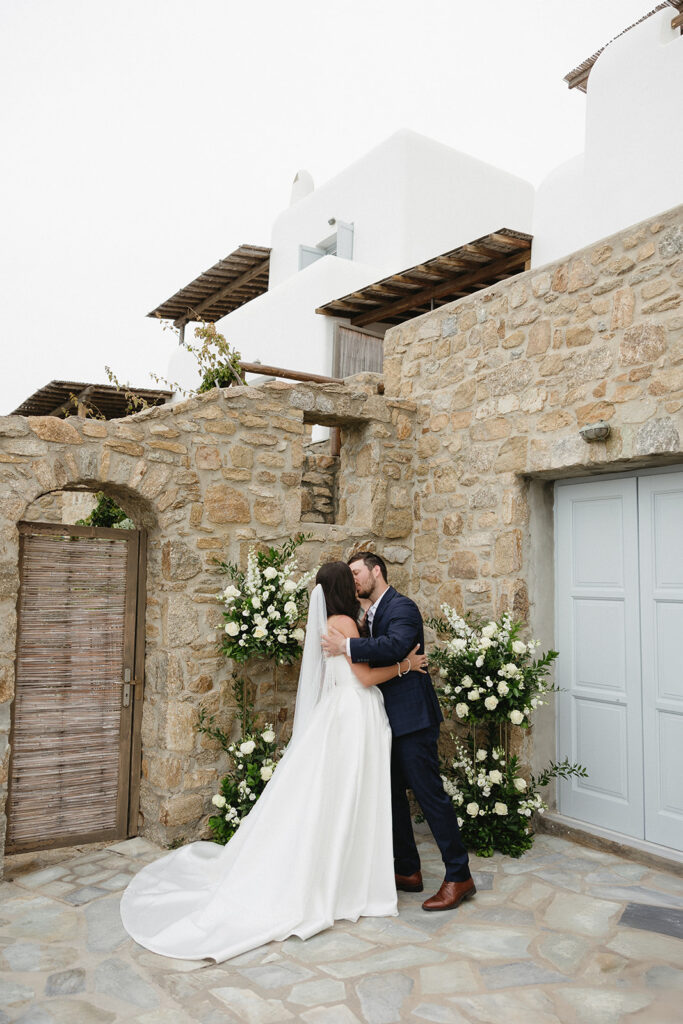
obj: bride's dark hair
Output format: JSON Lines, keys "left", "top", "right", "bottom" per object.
{"left": 316, "top": 561, "right": 363, "bottom": 625}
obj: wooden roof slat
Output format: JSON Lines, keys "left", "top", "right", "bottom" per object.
{"left": 12, "top": 381, "right": 172, "bottom": 420}
{"left": 148, "top": 244, "right": 271, "bottom": 325}
{"left": 315, "top": 228, "right": 532, "bottom": 328}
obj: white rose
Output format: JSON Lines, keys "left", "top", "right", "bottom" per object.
{"left": 261, "top": 729, "right": 275, "bottom": 743}
{"left": 284, "top": 601, "right": 297, "bottom": 616}
{"left": 253, "top": 626, "right": 267, "bottom": 639}
{"left": 450, "top": 638, "right": 466, "bottom": 652}
{"left": 466, "top": 802, "right": 479, "bottom": 817}
{"left": 494, "top": 801, "right": 508, "bottom": 816}
{"left": 276, "top": 634, "right": 287, "bottom": 644}
{"left": 461, "top": 676, "right": 473, "bottom": 688}
{"left": 457, "top": 816, "right": 464, "bottom": 827}
{"left": 475, "top": 656, "right": 484, "bottom": 668}
{"left": 224, "top": 584, "right": 240, "bottom": 599}
{"left": 251, "top": 597, "right": 261, "bottom": 609}
{"left": 481, "top": 623, "right": 496, "bottom": 638}
{"left": 476, "top": 749, "right": 487, "bottom": 761}
{"left": 224, "top": 621, "right": 240, "bottom": 636}
{"left": 467, "top": 689, "right": 480, "bottom": 701}
{"left": 263, "top": 567, "right": 278, "bottom": 580}
{"left": 283, "top": 579, "right": 297, "bottom": 592}
{"left": 239, "top": 740, "right": 256, "bottom": 755}
{"left": 514, "top": 778, "right": 527, "bottom": 791}
{"left": 509, "top": 710, "right": 524, "bottom": 725}
{"left": 455, "top": 703, "right": 469, "bottom": 718}
{"left": 488, "top": 770, "right": 503, "bottom": 785}
{"left": 479, "top": 638, "right": 492, "bottom": 650}
{"left": 439, "top": 667, "right": 448, "bottom": 678}
{"left": 503, "top": 663, "right": 519, "bottom": 676}
{"left": 293, "top": 627, "right": 305, "bottom": 642}
{"left": 497, "top": 681, "right": 509, "bottom": 696}
{"left": 484, "top": 695, "right": 498, "bottom": 711}
{"left": 211, "top": 794, "right": 226, "bottom": 808}
{"left": 512, "top": 640, "right": 526, "bottom": 655}
{"left": 249, "top": 793, "right": 256, "bottom": 801}
{"left": 260, "top": 765, "right": 274, "bottom": 781}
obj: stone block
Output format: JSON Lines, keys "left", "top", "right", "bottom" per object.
{"left": 28, "top": 416, "right": 83, "bottom": 444}
{"left": 566, "top": 325, "right": 592, "bottom": 348}
{"left": 166, "top": 594, "right": 199, "bottom": 648}
{"left": 620, "top": 324, "right": 666, "bottom": 365}
{"left": 230, "top": 444, "right": 255, "bottom": 468}
{"left": 634, "top": 417, "right": 680, "bottom": 456}
{"left": 495, "top": 436, "right": 527, "bottom": 473}
{"left": 162, "top": 541, "right": 202, "bottom": 581}
{"left": 576, "top": 401, "right": 615, "bottom": 426}
{"left": 205, "top": 483, "right": 251, "bottom": 523}
{"left": 449, "top": 551, "right": 478, "bottom": 579}
{"left": 164, "top": 702, "right": 198, "bottom": 753}
{"left": 145, "top": 755, "right": 183, "bottom": 789}
{"left": 254, "top": 496, "right": 283, "bottom": 527}
{"left": 195, "top": 445, "right": 221, "bottom": 470}
{"left": 384, "top": 506, "right": 412, "bottom": 539}
{"left": 494, "top": 531, "right": 522, "bottom": 575}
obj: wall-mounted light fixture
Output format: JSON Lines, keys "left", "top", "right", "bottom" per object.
{"left": 579, "top": 421, "right": 611, "bottom": 442}
{"left": 328, "top": 217, "right": 336, "bottom": 226}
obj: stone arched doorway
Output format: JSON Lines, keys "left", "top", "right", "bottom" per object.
{"left": 6, "top": 487, "right": 148, "bottom": 854}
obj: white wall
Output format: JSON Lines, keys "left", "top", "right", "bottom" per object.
{"left": 533, "top": 11, "right": 683, "bottom": 266}
{"left": 268, "top": 129, "right": 534, "bottom": 289}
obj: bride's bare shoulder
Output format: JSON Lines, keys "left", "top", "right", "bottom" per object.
{"left": 327, "top": 614, "right": 360, "bottom": 638}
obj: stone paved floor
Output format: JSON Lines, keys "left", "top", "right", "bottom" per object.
{"left": 1, "top": 831, "right": 683, "bottom": 1023}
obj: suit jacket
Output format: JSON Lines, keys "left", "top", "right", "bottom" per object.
{"left": 349, "top": 587, "right": 443, "bottom": 738}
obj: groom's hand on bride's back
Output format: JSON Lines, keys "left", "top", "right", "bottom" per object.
{"left": 321, "top": 625, "right": 348, "bottom": 657}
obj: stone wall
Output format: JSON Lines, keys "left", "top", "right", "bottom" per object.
{"left": 300, "top": 449, "right": 339, "bottom": 523}
{"left": 0, "top": 377, "right": 417, "bottom": 863}
{"left": 383, "top": 203, "right": 683, "bottom": 773}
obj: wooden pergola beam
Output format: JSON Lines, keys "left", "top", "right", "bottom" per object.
{"left": 173, "top": 258, "right": 269, "bottom": 328}
{"left": 349, "top": 249, "right": 529, "bottom": 328}
{"left": 49, "top": 385, "right": 97, "bottom": 418}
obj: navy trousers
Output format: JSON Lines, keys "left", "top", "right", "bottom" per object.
{"left": 391, "top": 725, "right": 470, "bottom": 883}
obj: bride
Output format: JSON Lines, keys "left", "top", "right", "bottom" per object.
{"left": 120, "top": 561, "right": 427, "bottom": 962}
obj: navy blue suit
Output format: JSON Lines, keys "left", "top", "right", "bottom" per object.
{"left": 349, "top": 587, "right": 470, "bottom": 883}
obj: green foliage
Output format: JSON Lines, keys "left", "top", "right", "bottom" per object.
{"left": 76, "top": 492, "right": 134, "bottom": 530}
{"left": 427, "top": 608, "right": 558, "bottom": 728}
{"left": 187, "top": 322, "right": 245, "bottom": 393}
{"left": 441, "top": 740, "right": 588, "bottom": 858}
{"left": 196, "top": 678, "right": 282, "bottom": 845}
{"left": 216, "top": 533, "right": 316, "bottom": 665}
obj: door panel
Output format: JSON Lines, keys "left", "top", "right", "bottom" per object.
{"left": 556, "top": 478, "right": 644, "bottom": 837}
{"left": 639, "top": 471, "right": 683, "bottom": 850}
{"left": 6, "top": 522, "right": 143, "bottom": 853}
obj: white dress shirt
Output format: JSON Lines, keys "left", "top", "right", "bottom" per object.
{"left": 346, "top": 588, "right": 388, "bottom": 656}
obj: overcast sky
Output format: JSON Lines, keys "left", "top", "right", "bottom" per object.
{"left": 0, "top": 0, "right": 652, "bottom": 414}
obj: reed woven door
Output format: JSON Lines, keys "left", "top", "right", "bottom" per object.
{"left": 6, "top": 522, "right": 146, "bottom": 853}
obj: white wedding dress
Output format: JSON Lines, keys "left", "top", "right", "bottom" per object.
{"left": 120, "top": 587, "right": 397, "bottom": 962}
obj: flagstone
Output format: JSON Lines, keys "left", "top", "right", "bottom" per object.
{"left": 607, "top": 928, "right": 683, "bottom": 966}
{"left": 436, "top": 925, "right": 533, "bottom": 960}
{"left": 131, "top": 1011, "right": 189, "bottom": 1024}
{"left": 1, "top": 941, "right": 77, "bottom": 972}
{"left": 44, "top": 968, "right": 86, "bottom": 996}
{"left": 108, "top": 838, "right": 161, "bottom": 858}
{"left": 322, "top": 944, "right": 446, "bottom": 979}
{"left": 288, "top": 978, "right": 347, "bottom": 1006}
{"left": 13, "top": 866, "right": 69, "bottom": 888}
{"left": 448, "top": 989, "right": 561, "bottom": 1024}
{"left": 587, "top": 884, "right": 683, "bottom": 908}
{"left": 210, "top": 986, "right": 294, "bottom": 1022}
{"left": 479, "top": 960, "right": 570, "bottom": 990}
{"left": 355, "top": 971, "right": 413, "bottom": 1024}
{"left": 84, "top": 897, "right": 129, "bottom": 952}
{"left": 134, "top": 950, "right": 210, "bottom": 973}
{"left": 65, "top": 886, "right": 111, "bottom": 906}
{"left": 619, "top": 901, "right": 683, "bottom": 940}
{"left": 411, "top": 1003, "right": 467, "bottom": 1023}
{"left": 238, "top": 962, "right": 315, "bottom": 989}
{"left": 281, "top": 931, "right": 375, "bottom": 963}
{"left": 5, "top": 897, "right": 79, "bottom": 942}
{"left": 531, "top": 869, "right": 584, "bottom": 893}
{"left": 456, "top": 904, "right": 536, "bottom": 928}
{"left": 419, "top": 961, "right": 480, "bottom": 995}
{"left": 14, "top": 999, "right": 117, "bottom": 1024}
{"left": 510, "top": 880, "right": 555, "bottom": 909}
{"left": 98, "top": 874, "right": 134, "bottom": 892}
{"left": 354, "top": 916, "right": 433, "bottom": 944}
{"left": 553, "top": 986, "right": 652, "bottom": 1024}
{"left": 94, "top": 957, "right": 160, "bottom": 1009}
{"left": 584, "top": 864, "right": 649, "bottom": 884}
{"left": 0, "top": 978, "right": 35, "bottom": 1006}
{"left": 645, "top": 964, "right": 683, "bottom": 990}
{"left": 535, "top": 931, "right": 590, "bottom": 974}
{"left": 300, "top": 1007, "right": 362, "bottom": 1024}
{"left": 543, "top": 891, "right": 621, "bottom": 937}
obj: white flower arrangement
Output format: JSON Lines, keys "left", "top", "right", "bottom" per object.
{"left": 427, "top": 608, "right": 558, "bottom": 728}
{"left": 216, "top": 534, "right": 317, "bottom": 665}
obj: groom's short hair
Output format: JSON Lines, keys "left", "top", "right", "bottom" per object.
{"left": 348, "top": 551, "right": 388, "bottom": 582}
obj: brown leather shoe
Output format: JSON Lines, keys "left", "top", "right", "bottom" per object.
{"left": 394, "top": 869, "right": 423, "bottom": 892}
{"left": 422, "top": 877, "right": 476, "bottom": 911}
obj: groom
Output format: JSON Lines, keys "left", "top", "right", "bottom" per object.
{"left": 322, "top": 552, "right": 475, "bottom": 911}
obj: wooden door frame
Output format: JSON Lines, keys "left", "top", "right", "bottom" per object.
{"left": 6, "top": 521, "right": 147, "bottom": 854}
